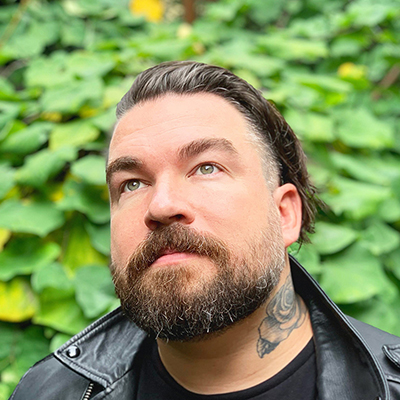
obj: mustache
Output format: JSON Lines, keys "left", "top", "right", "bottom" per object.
{"left": 125, "top": 224, "right": 230, "bottom": 273}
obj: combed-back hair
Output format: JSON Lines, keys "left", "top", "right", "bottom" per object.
{"left": 116, "top": 61, "right": 318, "bottom": 244}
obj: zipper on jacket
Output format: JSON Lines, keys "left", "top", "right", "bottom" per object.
{"left": 82, "top": 382, "right": 94, "bottom": 400}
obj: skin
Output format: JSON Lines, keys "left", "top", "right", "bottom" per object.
{"left": 107, "top": 93, "right": 313, "bottom": 394}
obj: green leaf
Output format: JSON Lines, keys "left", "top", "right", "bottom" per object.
{"left": 322, "top": 177, "right": 391, "bottom": 220}
{"left": 384, "top": 248, "right": 400, "bottom": 281}
{"left": 335, "top": 108, "right": 394, "bottom": 149}
{"left": 60, "top": 216, "right": 108, "bottom": 274}
{"left": 31, "top": 262, "right": 73, "bottom": 293}
{"left": 0, "top": 238, "right": 60, "bottom": 281}
{"left": 24, "top": 52, "right": 74, "bottom": 89}
{"left": 311, "top": 222, "right": 357, "bottom": 255}
{"left": 284, "top": 110, "right": 335, "bottom": 142}
{"left": 0, "top": 200, "right": 65, "bottom": 237}
{"left": 74, "top": 265, "right": 116, "bottom": 318}
{"left": 15, "top": 147, "right": 77, "bottom": 188}
{"left": 346, "top": 0, "right": 394, "bottom": 27}
{"left": 0, "top": 122, "right": 52, "bottom": 155}
{"left": 360, "top": 221, "right": 400, "bottom": 256}
{"left": 60, "top": 19, "right": 86, "bottom": 47}
{"left": 340, "top": 296, "right": 400, "bottom": 336}
{"left": 85, "top": 222, "right": 111, "bottom": 255}
{"left": 0, "top": 278, "right": 38, "bottom": 322}
{"left": 0, "top": 163, "right": 14, "bottom": 199}
{"left": 320, "top": 243, "right": 391, "bottom": 303}
{"left": 248, "top": 0, "right": 286, "bottom": 24}
{"left": 66, "top": 51, "right": 116, "bottom": 78}
{"left": 0, "top": 322, "right": 16, "bottom": 361}
{"left": 34, "top": 294, "right": 91, "bottom": 335}
{"left": 330, "top": 152, "right": 400, "bottom": 186}
{"left": 258, "top": 35, "right": 328, "bottom": 62}
{"left": 289, "top": 243, "right": 321, "bottom": 275}
{"left": 0, "top": 325, "right": 50, "bottom": 387}
{"left": 57, "top": 180, "right": 110, "bottom": 223}
{"left": 40, "top": 78, "right": 103, "bottom": 113}
{"left": 377, "top": 197, "right": 400, "bottom": 223}
{"left": 71, "top": 155, "right": 106, "bottom": 185}
{"left": 49, "top": 333, "right": 72, "bottom": 353}
{"left": 0, "top": 102, "right": 20, "bottom": 131}
{"left": 49, "top": 121, "right": 99, "bottom": 150}
{"left": 290, "top": 73, "right": 352, "bottom": 94}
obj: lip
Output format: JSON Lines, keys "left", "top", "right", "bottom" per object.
{"left": 151, "top": 252, "right": 198, "bottom": 268}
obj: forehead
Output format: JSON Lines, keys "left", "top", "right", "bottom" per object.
{"left": 109, "top": 93, "right": 252, "bottom": 162}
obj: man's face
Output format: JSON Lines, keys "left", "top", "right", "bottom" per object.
{"left": 107, "top": 93, "right": 286, "bottom": 340}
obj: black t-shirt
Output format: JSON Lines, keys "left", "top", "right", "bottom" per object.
{"left": 137, "top": 339, "right": 317, "bottom": 400}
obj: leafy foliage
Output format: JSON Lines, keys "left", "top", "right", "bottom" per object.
{"left": 1, "top": 0, "right": 400, "bottom": 397}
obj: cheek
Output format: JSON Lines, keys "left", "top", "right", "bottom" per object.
{"left": 194, "top": 181, "right": 272, "bottom": 243}
{"left": 110, "top": 207, "right": 146, "bottom": 265}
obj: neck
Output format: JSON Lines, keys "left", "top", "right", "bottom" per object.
{"left": 156, "top": 261, "right": 313, "bottom": 395}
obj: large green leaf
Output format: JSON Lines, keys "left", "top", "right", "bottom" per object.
{"left": 335, "top": 108, "right": 394, "bottom": 149}
{"left": 258, "top": 35, "right": 328, "bottom": 62}
{"left": 49, "top": 333, "right": 72, "bottom": 353}
{"left": 322, "top": 177, "right": 391, "bottom": 220}
{"left": 0, "top": 102, "right": 20, "bottom": 131}
{"left": 345, "top": 0, "right": 395, "bottom": 27}
{"left": 330, "top": 152, "right": 400, "bottom": 186}
{"left": 71, "top": 155, "right": 106, "bottom": 185}
{"left": 57, "top": 180, "right": 110, "bottom": 223}
{"left": 360, "top": 220, "right": 400, "bottom": 256}
{"left": 0, "top": 325, "right": 50, "bottom": 393}
{"left": 40, "top": 78, "right": 103, "bottom": 113}
{"left": 49, "top": 120, "right": 100, "bottom": 150}
{"left": 0, "top": 237, "right": 60, "bottom": 281}
{"left": 15, "top": 147, "right": 77, "bottom": 188}
{"left": 66, "top": 51, "right": 116, "bottom": 78}
{"left": 31, "top": 262, "right": 73, "bottom": 293}
{"left": 85, "top": 222, "right": 111, "bottom": 255}
{"left": 384, "top": 248, "right": 400, "bottom": 281}
{"left": 289, "top": 243, "right": 321, "bottom": 275}
{"left": 0, "top": 163, "right": 14, "bottom": 199}
{"left": 284, "top": 110, "right": 335, "bottom": 142}
{"left": 0, "top": 122, "right": 53, "bottom": 155}
{"left": 24, "top": 52, "right": 74, "bottom": 89}
{"left": 0, "top": 200, "right": 65, "bottom": 237}
{"left": 320, "top": 243, "right": 392, "bottom": 303}
{"left": 311, "top": 222, "right": 358, "bottom": 255}
{"left": 60, "top": 216, "right": 108, "bottom": 274}
{"left": 74, "top": 265, "right": 117, "bottom": 318}
{"left": 0, "top": 278, "right": 38, "bottom": 322}
{"left": 340, "top": 296, "right": 400, "bottom": 336}
{"left": 2, "top": 21, "right": 58, "bottom": 59}
{"left": 34, "top": 294, "right": 91, "bottom": 335}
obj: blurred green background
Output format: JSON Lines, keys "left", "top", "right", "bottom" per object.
{"left": 1, "top": 0, "right": 400, "bottom": 397}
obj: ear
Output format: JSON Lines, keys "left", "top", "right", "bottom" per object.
{"left": 273, "top": 183, "right": 302, "bottom": 248}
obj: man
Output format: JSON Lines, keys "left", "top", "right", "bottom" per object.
{"left": 10, "top": 61, "right": 400, "bottom": 400}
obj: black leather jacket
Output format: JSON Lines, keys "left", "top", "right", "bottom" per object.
{"left": 10, "top": 257, "right": 400, "bottom": 400}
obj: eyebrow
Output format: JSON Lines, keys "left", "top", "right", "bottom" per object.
{"left": 106, "top": 138, "right": 239, "bottom": 185}
{"left": 177, "top": 138, "right": 238, "bottom": 160}
{"left": 106, "top": 156, "right": 143, "bottom": 185}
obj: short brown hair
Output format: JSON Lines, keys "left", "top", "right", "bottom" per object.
{"left": 116, "top": 61, "right": 318, "bottom": 244}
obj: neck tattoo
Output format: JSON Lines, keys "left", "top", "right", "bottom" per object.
{"left": 257, "top": 275, "right": 307, "bottom": 358}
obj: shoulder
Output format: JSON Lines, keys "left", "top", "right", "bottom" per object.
{"left": 349, "top": 317, "right": 400, "bottom": 387}
{"left": 10, "top": 308, "right": 149, "bottom": 400}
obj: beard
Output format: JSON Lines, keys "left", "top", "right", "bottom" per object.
{"left": 111, "top": 213, "right": 286, "bottom": 342}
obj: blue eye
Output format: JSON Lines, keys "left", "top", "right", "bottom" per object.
{"left": 123, "top": 180, "right": 143, "bottom": 192}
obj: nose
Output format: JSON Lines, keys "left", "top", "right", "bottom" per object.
{"left": 144, "top": 180, "right": 195, "bottom": 230}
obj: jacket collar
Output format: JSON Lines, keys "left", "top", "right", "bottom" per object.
{"left": 290, "top": 256, "right": 388, "bottom": 400}
{"left": 55, "top": 256, "right": 388, "bottom": 399}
